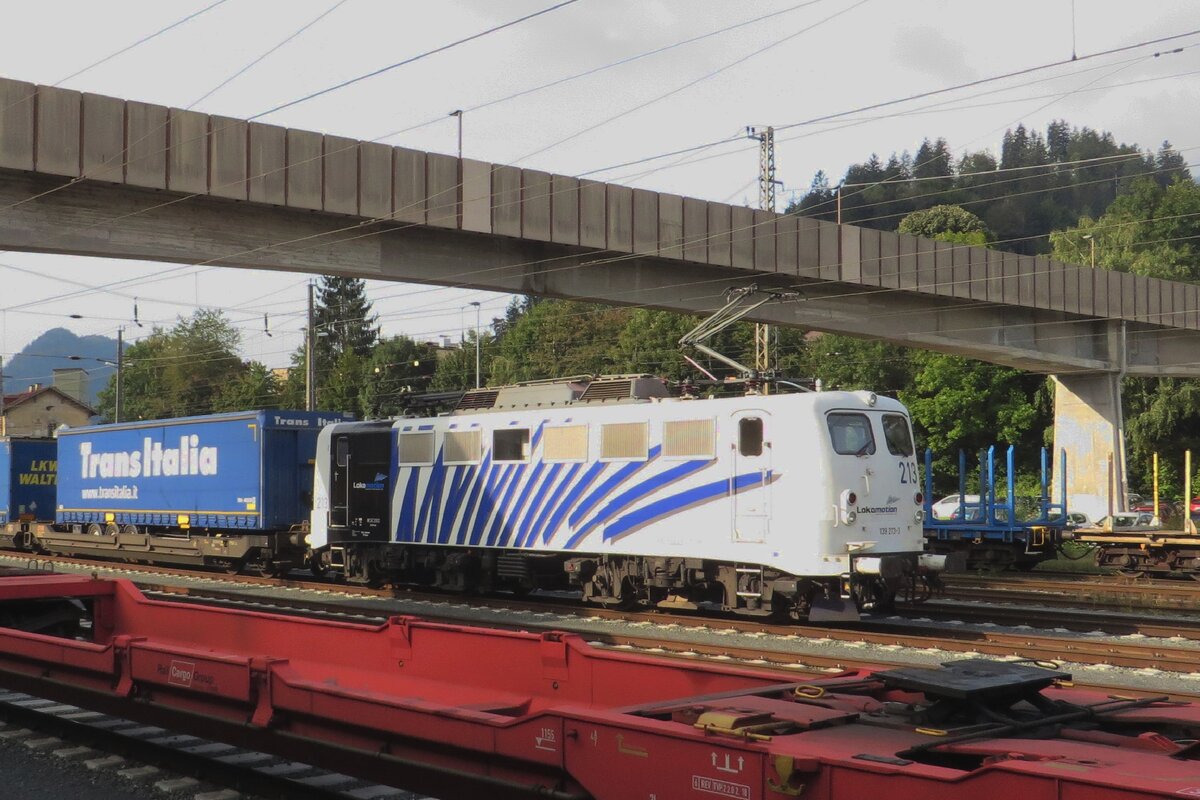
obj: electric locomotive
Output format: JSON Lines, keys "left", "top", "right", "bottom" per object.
{"left": 311, "top": 375, "right": 948, "bottom": 620}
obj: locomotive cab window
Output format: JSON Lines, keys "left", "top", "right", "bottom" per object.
{"left": 493, "top": 428, "right": 530, "bottom": 462}
{"left": 828, "top": 413, "right": 875, "bottom": 456}
{"left": 738, "top": 418, "right": 763, "bottom": 457}
{"left": 882, "top": 413, "right": 914, "bottom": 456}
{"left": 335, "top": 437, "right": 349, "bottom": 467}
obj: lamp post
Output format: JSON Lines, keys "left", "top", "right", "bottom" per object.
{"left": 449, "top": 110, "right": 463, "bottom": 160}
{"left": 469, "top": 301, "right": 481, "bottom": 389}
{"left": 115, "top": 326, "right": 124, "bottom": 423}
{"left": 1081, "top": 233, "right": 1096, "bottom": 268}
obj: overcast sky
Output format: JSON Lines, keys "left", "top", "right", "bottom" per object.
{"left": 0, "top": 0, "right": 1195, "bottom": 374}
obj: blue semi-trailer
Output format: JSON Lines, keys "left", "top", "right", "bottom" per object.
{"left": 0, "top": 438, "right": 57, "bottom": 549}
{"left": 36, "top": 410, "right": 352, "bottom": 574}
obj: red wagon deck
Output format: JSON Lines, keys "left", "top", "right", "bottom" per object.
{"left": 0, "top": 572, "right": 1196, "bottom": 799}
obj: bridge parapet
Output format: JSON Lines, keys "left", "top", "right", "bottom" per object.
{"left": 1, "top": 76, "right": 1198, "bottom": 336}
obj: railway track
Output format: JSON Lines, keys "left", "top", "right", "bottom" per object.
{"left": 138, "top": 579, "right": 1200, "bottom": 677}
{"left": 0, "top": 688, "right": 435, "bottom": 800}
{"left": 9, "top": 552, "right": 1200, "bottom": 678}
{"left": 940, "top": 572, "right": 1200, "bottom": 611}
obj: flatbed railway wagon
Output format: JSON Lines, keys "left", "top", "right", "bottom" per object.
{"left": 0, "top": 437, "right": 57, "bottom": 549}
{"left": 37, "top": 410, "right": 351, "bottom": 574}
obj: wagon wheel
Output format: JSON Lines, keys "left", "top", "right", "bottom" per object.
{"left": 256, "top": 562, "right": 285, "bottom": 579}
{"left": 86, "top": 523, "right": 104, "bottom": 537}
{"left": 1116, "top": 568, "right": 1146, "bottom": 579}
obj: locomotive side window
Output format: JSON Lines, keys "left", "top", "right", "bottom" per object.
{"left": 664, "top": 419, "right": 716, "bottom": 459}
{"left": 493, "top": 428, "right": 531, "bottom": 462}
{"left": 444, "top": 430, "right": 481, "bottom": 464}
{"left": 738, "top": 418, "right": 763, "bottom": 457}
{"left": 335, "top": 437, "right": 349, "bottom": 467}
{"left": 600, "top": 422, "right": 648, "bottom": 461}
{"left": 544, "top": 425, "right": 588, "bottom": 462}
{"left": 398, "top": 431, "right": 435, "bottom": 465}
{"left": 827, "top": 413, "right": 875, "bottom": 456}
{"left": 882, "top": 414, "right": 915, "bottom": 456}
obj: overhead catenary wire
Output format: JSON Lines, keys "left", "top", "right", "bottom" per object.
{"left": 246, "top": 0, "right": 583, "bottom": 121}
{"left": 186, "top": 0, "right": 352, "bottom": 110}
{"left": 512, "top": 0, "right": 865, "bottom": 164}
{"left": 53, "top": 0, "right": 233, "bottom": 89}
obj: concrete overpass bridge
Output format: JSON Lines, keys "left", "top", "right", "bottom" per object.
{"left": 0, "top": 75, "right": 1194, "bottom": 517}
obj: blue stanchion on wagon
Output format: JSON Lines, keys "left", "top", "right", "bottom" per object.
{"left": 923, "top": 445, "right": 1068, "bottom": 570}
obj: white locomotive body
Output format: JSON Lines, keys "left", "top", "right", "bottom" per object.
{"left": 311, "top": 376, "right": 938, "bottom": 619}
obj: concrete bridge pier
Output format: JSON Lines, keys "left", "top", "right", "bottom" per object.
{"left": 1052, "top": 370, "right": 1127, "bottom": 523}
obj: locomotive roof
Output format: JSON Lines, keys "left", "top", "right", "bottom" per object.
{"left": 452, "top": 374, "right": 672, "bottom": 413}
{"left": 449, "top": 375, "right": 904, "bottom": 415}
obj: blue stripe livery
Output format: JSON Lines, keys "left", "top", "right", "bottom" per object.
{"left": 565, "top": 458, "right": 711, "bottom": 549}
{"left": 602, "top": 470, "right": 771, "bottom": 542}
{"left": 391, "top": 431, "right": 771, "bottom": 553}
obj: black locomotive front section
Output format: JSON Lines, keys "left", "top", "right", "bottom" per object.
{"left": 329, "top": 426, "right": 393, "bottom": 543}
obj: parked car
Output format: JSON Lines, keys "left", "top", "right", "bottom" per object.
{"left": 1096, "top": 512, "right": 1162, "bottom": 531}
{"left": 1129, "top": 498, "right": 1172, "bottom": 522}
{"left": 1064, "top": 512, "right": 1092, "bottom": 530}
{"left": 930, "top": 494, "right": 981, "bottom": 521}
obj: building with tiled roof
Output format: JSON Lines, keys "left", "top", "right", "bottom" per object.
{"left": 1, "top": 383, "right": 96, "bottom": 438}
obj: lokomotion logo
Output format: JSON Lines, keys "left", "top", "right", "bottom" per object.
{"left": 78, "top": 436, "right": 218, "bottom": 479}
{"left": 354, "top": 472, "right": 388, "bottom": 491}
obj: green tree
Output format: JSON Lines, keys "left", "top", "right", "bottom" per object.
{"left": 614, "top": 309, "right": 701, "bottom": 380}
{"left": 360, "top": 336, "right": 438, "bottom": 417}
{"left": 488, "top": 301, "right": 627, "bottom": 384}
{"left": 801, "top": 334, "right": 912, "bottom": 393}
{"left": 320, "top": 349, "right": 367, "bottom": 417}
{"left": 97, "top": 309, "right": 246, "bottom": 421}
{"left": 431, "top": 330, "right": 493, "bottom": 391}
{"left": 213, "top": 361, "right": 281, "bottom": 412}
{"left": 1049, "top": 177, "right": 1200, "bottom": 280}
{"left": 313, "top": 276, "right": 379, "bottom": 360}
{"left": 897, "top": 204, "right": 990, "bottom": 245}
{"left": 899, "top": 351, "right": 1046, "bottom": 485}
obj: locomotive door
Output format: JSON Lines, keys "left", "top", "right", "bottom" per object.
{"left": 732, "top": 412, "right": 771, "bottom": 543}
{"left": 330, "top": 431, "right": 392, "bottom": 540}
{"left": 330, "top": 435, "right": 350, "bottom": 528}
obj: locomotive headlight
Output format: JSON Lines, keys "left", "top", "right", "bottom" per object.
{"left": 839, "top": 489, "right": 858, "bottom": 525}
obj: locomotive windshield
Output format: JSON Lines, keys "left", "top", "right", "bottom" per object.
{"left": 882, "top": 413, "right": 915, "bottom": 456}
{"left": 827, "top": 413, "right": 876, "bottom": 456}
